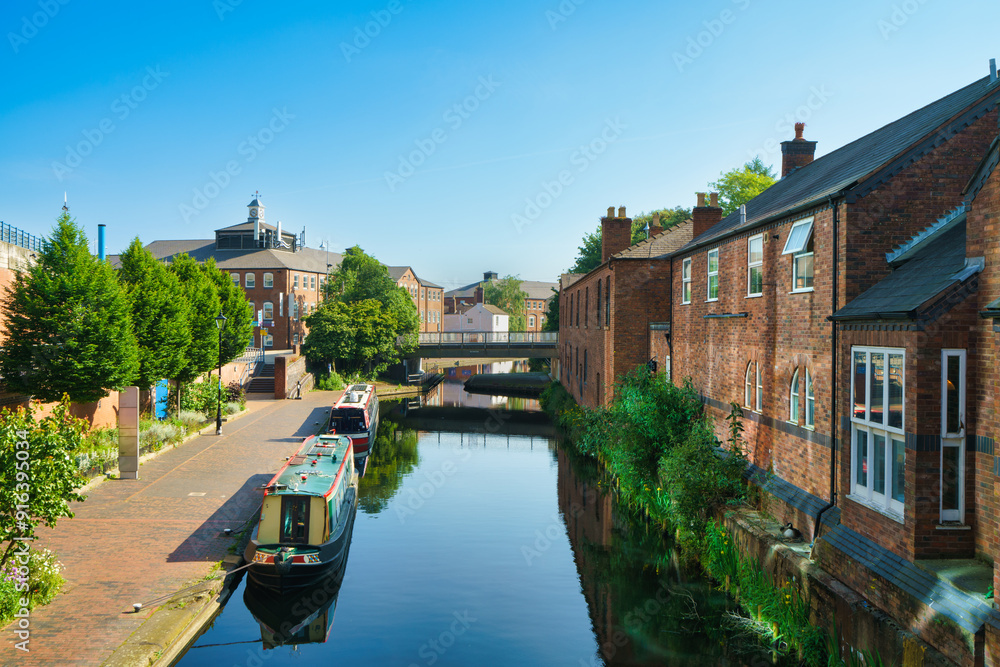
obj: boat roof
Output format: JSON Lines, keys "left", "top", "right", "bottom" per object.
{"left": 264, "top": 434, "right": 352, "bottom": 497}
{"left": 333, "top": 384, "right": 376, "bottom": 410}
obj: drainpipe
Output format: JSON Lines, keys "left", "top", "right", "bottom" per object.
{"left": 813, "top": 194, "right": 842, "bottom": 543}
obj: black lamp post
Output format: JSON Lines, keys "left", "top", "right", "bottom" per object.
{"left": 215, "top": 311, "right": 227, "bottom": 435}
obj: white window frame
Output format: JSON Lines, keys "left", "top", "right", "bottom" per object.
{"left": 529, "top": 315, "right": 535, "bottom": 327}
{"left": 310, "top": 276, "right": 316, "bottom": 290}
{"left": 245, "top": 273, "right": 255, "bottom": 288}
{"left": 263, "top": 301, "right": 274, "bottom": 321}
{"left": 263, "top": 273, "right": 274, "bottom": 288}
{"left": 783, "top": 217, "right": 815, "bottom": 293}
{"left": 755, "top": 362, "right": 762, "bottom": 412}
{"left": 805, "top": 368, "right": 815, "bottom": 429}
{"left": 293, "top": 274, "right": 299, "bottom": 289}
{"left": 291, "top": 301, "right": 299, "bottom": 320}
{"left": 789, "top": 369, "right": 800, "bottom": 424}
{"left": 940, "top": 349, "right": 967, "bottom": 523}
{"left": 706, "top": 248, "right": 719, "bottom": 301}
{"left": 681, "top": 258, "right": 692, "bottom": 304}
{"left": 747, "top": 234, "right": 763, "bottom": 297}
{"left": 744, "top": 362, "right": 754, "bottom": 409}
{"left": 850, "top": 346, "right": 905, "bottom": 518}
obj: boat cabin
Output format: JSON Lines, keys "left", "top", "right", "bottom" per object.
{"left": 328, "top": 384, "right": 377, "bottom": 434}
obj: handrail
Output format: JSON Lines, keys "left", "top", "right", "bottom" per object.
{"left": 398, "top": 331, "right": 558, "bottom": 347}
{"left": 0, "top": 221, "right": 44, "bottom": 253}
{"left": 238, "top": 346, "right": 264, "bottom": 386}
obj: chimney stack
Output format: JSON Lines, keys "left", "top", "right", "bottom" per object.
{"left": 692, "top": 192, "right": 723, "bottom": 238}
{"left": 780, "top": 122, "right": 817, "bottom": 178}
{"left": 97, "top": 224, "right": 106, "bottom": 261}
{"left": 991, "top": 58, "right": 997, "bottom": 84}
{"left": 648, "top": 212, "right": 663, "bottom": 237}
{"left": 600, "top": 205, "right": 632, "bottom": 263}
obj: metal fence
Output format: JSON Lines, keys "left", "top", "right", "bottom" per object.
{"left": 0, "top": 222, "right": 44, "bottom": 253}
{"left": 415, "top": 331, "right": 557, "bottom": 345}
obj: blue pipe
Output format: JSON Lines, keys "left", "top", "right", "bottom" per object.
{"left": 98, "top": 224, "right": 106, "bottom": 260}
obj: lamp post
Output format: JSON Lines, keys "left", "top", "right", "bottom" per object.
{"left": 215, "top": 311, "right": 227, "bottom": 435}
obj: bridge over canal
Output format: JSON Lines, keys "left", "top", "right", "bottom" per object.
{"left": 398, "top": 332, "right": 557, "bottom": 359}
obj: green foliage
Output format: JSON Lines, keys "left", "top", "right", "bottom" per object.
{"left": 541, "top": 291, "right": 558, "bottom": 332}
{"left": 568, "top": 227, "right": 602, "bottom": 274}
{"left": 203, "top": 257, "right": 254, "bottom": 364}
{"left": 358, "top": 418, "right": 419, "bottom": 514}
{"left": 304, "top": 298, "right": 409, "bottom": 376}
{"left": 117, "top": 238, "right": 191, "bottom": 389}
{"left": 175, "top": 377, "right": 244, "bottom": 417}
{"left": 170, "top": 253, "right": 222, "bottom": 384}
{"left": 0, "top": 548, "right": 65, "bottom": 625}
{"left": 314, "top": 371, "right": 347, "bottom": 392}
{"left": 709, "top": 156, "right": 777, "bottom": 216}
{"left": 630, "top": 206, "right": 691, "bottom": 244}
{"left": 1, "top": 211, "right": 139, "bottom": 403}
{"left": 0, "top": 397, "right": 86, "bottom": 569}
{"left": 483, "top": 275, "right": 528, "bottom": 331}
{"left": 704, "top": 521, "right": 827, "bottom": 666}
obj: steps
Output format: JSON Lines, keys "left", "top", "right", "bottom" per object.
{"left": 247, "top": 363, "right": 275, "bottom": 394}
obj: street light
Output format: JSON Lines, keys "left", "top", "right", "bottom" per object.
{"left": 215, "top": 310, "right": 227, "bottom": 435}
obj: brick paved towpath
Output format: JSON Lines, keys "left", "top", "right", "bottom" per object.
{"left": 0, "top": 391, "right": 335, "bottom": 666}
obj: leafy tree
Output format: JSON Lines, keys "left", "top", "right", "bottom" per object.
{"left": 358, "top": 420, "right": 419, "bottom": 515}
{"left": 117, "top": 238, "right": 191, "bottom": 390}
{"left": 542, "top": 292, "right": 559, "bottom": 332}
{"left": 630, "top": 206, "right": 691, "bottom": 244}
{"left": 483, "top": 275, "right": 528, "bottom": 331}
{"left": 169, "top": 253, "right": 221, "bottom": 383}
{"left": 303, "top": 299, "right": 404, "bottom": 376}
{"left": 0, "top": 398, "right": 86, "bottom": 569}
{"left": 709, "top": 156, "right": 776, "bottom": 216}
{"left": 326, "top": 246, "right": 420, "bottom": 335}
{"left": 203, "top": 258, "right": 253, "bottom": 364}
{"left": 1, "top": 211, "right": 139, "bottom": 403}
{"left": 568, "top": 227, "right": 602, "bottom": 275}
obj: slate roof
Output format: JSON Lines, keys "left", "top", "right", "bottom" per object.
{"left": 680, "top": 75, "right": 1000, "bottom": 253}
{"left": 613, "top": 219, "right": 694, "bottom": 260}
{"left": 387, "top": 266, "right": 411, "bottom": 282}
{"left": 138, "top": 239, "right": 343, "bottom": 273}
{"left": 481, "top": 304, "right": 507, "bottom": 316}
{"left": 216, "top": 221, "right": 277, "bottom": 232}
{"left": 521, "top": 280, "right": 558, "bottom": 301}
{"left": 444, "top": 281, "right": 480, "bottom": 298}
{"left": 831, "top": 215, "right": 975, "bottom": 320}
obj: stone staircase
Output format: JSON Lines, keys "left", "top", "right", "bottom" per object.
{"left": 247, "top": 362, "right": 275, "bottom": 394}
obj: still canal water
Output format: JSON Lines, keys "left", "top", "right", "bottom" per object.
{"left": 177, "top": 382, "right": 787, "bottom": 666}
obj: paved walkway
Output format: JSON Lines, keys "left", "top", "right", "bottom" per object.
{"left": 0, "top": 392, "right": 334, "bottom": 666}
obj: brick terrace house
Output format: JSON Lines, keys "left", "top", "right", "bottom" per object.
{"left": 144, "top": 197, "right": 342, "bottom": 349}
{"left": 389, "top": 266, "right": 444, "bottom": 332}
{"left": 667, "top": 73, "right": 1000, "bottom": 663}
{"left": 559, "top": 206, "right": 693, "bottom": 408}
{"left": 444, "top": 270, "right": 557, "bottom": 330}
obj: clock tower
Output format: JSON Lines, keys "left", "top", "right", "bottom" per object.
{"left": 247, "top": 193, "right": 265, "bottom": 224}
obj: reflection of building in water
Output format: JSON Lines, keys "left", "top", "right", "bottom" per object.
{"left": 440, "top": 381, "right": 510, "bottom": 408}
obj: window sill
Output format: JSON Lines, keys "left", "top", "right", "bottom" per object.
{"left": 681, "top": 301, "right": 691, "bottom": 306}
{"left": 846, "top": 494, "right": 904, "bottom": 524}
{"left": 706, "top": 298, "right": 719, "bottom": 303}
{"left": 789, "top": 288, "right": 815, "bottom": 294}
{"left": 935, "top": 523, "right": 970, "bottom": 531}
{"left": 746, "top": 294, "right": 763, "bottom": 299}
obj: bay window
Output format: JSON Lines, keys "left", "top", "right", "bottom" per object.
{"left": 851, "top": 347, "right": 905, "bottom": 517}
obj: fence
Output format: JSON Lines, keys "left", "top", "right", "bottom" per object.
{"left": 0, "top": 221, "right": 44, "bottom": 253}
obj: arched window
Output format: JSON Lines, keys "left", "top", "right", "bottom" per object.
{"left": 756, "top": 363, "right": 762, "bottom": 412}
{"left": 789, "top": 369, "right": 800, "bottom": 424}
{"left": 805, "top": 368, "right": 815, "bottom": 429}
{"left": 263, "top": 272, "right": 274, "bottom": 288}
{"left": 745, "top": 362, "right": 754, "bottom": 408}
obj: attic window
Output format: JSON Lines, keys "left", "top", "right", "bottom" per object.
{"left": 782, "top": 217, "right": 814, "bottom": 255}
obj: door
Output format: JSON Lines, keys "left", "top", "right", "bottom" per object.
{"left": 940, "top": 349, "right": 966, "bottom": 523}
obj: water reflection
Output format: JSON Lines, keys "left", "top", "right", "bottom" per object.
{"left": 421, "top": 379, "right": 541, "bottom": 411}
{"left": 357, "top": 415, "right": 419, "bottom": 514}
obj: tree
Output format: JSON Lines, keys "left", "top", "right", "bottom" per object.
{"left": 541, "top": 291, "right": 559, "bottom": 332}
{"left": 1, "top": 211, "right": 139, "bottom": 403}
{"left": 483, "top": 275, "right": 528, "bottom": 331}
{"left": 117, "top": 238, "right": 191, "bottom": 390}
{"left": 630, "top": 206, "right": 692, "bottom": 244}
{"left": 203, "top": 258, "right": 253, "bottom": 364}
{"left": 0, "top": 398, "right": 86, "bottom": 569}
{"left": 302, "top": 299, "right": 404, "bottom": 376}
{"left": 568, "top": 227, "right": 602, "bottom": 275}
{"left": 709, "top": 156, "right": 777, "bottom": 216}
{"left": 169, "top": 253, "right": 221, "bottom": 384}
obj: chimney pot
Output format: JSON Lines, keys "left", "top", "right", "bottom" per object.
{"left": 618, "top": 206, "right": 626, "bottom": 218}
{"left": 607, "top": 206, "right": 615, "bottom": 218}
{"left": 794, "top": 122, "right": 805, "bottom": 140}
{"left": 696, "top": 192, "right": 707, "bottom": 208}
{"left": 692, "top": 193, "right": 724, "bottom": 238}
{"left": 653, "top": 213, "right": 660, "bottom": 225}
{"left": 709, "top": 192, "right": 719, "bottom": 208}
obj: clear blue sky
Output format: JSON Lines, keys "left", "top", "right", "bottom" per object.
{"left": 2, "top": 0, "right": 998, "bottom": 289}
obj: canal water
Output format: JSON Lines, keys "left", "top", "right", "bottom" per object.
{"left": 177, "top": 381, "right": 788, "bottom": 666}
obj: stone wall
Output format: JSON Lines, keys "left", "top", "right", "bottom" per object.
{"left": 274, "top": 353, "right": 313, "bottom": 400}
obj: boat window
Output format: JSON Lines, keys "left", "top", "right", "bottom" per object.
{"left": 280, "top": 496, "right": 310, "bottom": 544}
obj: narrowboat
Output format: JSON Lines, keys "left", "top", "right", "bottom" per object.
{"left": 244, "top": 433, "right": 358, "bottom": 591}
{"left": 328, "top": 383, "right": 379, "bottom": 459}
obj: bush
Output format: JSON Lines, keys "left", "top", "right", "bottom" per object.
{"left": 314, "top": 371, "right": 347, "bottom": 392}
{"left": 0, "top": 548, "right": 65, "bottom": 625}
{"left": 176, "top": 411, "right": 206, "bottom": 429}
{"left": 140, "top": 419, "right": 182, "bottom": 450}
{"left": 223, "top": 401, "right": 241, "bottom": 415}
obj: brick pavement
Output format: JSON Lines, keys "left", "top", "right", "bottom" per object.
{"left": 0, "top": 392, "right": 335, "bottom": 666}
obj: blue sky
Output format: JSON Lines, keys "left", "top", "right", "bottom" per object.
{"left": 2, "top": 0, "right": 999, "bottom": 289}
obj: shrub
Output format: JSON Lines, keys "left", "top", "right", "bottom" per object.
{"left": 176, "top": 411, "right": 206, "bottom": 429}
{"left": 0, "top": 548, "right": 65, "bottom": 625}
{"left": 223, "top": 401, "right": 241, "bottom": 415}
{"left": 314, "top": 371, "right": 347, "bottom": 392}
{"left": 141, "top": 420, "right": 182, "bottom": 449}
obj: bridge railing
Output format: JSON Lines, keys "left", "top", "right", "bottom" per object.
{"left": 408, "top": 331, "right": 558, "bottom": 346}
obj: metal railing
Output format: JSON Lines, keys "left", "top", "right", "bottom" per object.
{"left": 412, "top": 331, "right": 558, "bottom": 345}
{"left": 237, "top": 346, "right": 265, "bottom": 386}
{"left": 0, "top": 222, "right": 44, "bottom": 253}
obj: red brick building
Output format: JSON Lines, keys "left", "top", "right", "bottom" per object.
{"left": 389, "top": 266, "right": 444, "bottom": 332}
{"left": 559, "top": 206, "right": 692, "bottom": 408}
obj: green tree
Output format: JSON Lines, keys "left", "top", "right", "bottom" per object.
{"left": 117, "top": 238, "right": 191, "bottom": 390}
{"left": 203, "top": 258, "right": 253, "bottom": 364}
{"left": 709, "top": 156, "right": 776, "bottom": 216}
{"left": 483, "top": 275, "right": 528, "bottom": 331}
{"left": 542, "top": 292, "right": 559, "bottom": 332}
{"left": 169, "top": 253, "right": 221, "bottom": 383}
{"left": 303, "top": 299, "right": 404, "bottom": 376}
{"left": 1, "top": 211, "right": 139, "bottom": 403}
{"left": 568, "top": 227, "right": 602, "bottom": 274}
{"left": 630, "top": 206, "right": 691, "bottom": 244}
{"left": 0, "top": 398, "right": 86, "bottom": 569}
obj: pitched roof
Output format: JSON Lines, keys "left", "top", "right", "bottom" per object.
{"left": 614, "top": 219, "right": 694, "bottom": 260}
{"left": 481, "top": 304, "right": 507, "bottom": 315}
{"left": 682, "top": 75, "right": 1000, "bottom": 252}
{"left": 139, "top": 239, "right": 343, "bottom": 273}
{"left": 831, "top": 215, "right": 977, "bottom": 320}
{"left": 416, "top": 275, "right": 442, "bottom": 289}
{"left": 216, "top": 221, "right": 276, "bottom": 233}
{"left": 521, "top": 280, "right": 558, "bottom": 300}
{"left": 387, "top": 266, "right": 412, "bottom": 282}
{"left": 444, "top": 281, "right": 481, "bottom": 298}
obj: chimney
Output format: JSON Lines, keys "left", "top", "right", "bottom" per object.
{"left": 601, "top": 205, "right": 632, "bottom": 263}
{"left": 276, "top": 220, "right": 282, "bottom": 248}
{"left": 692, "top": 192, "right": 723, "bottom": 238}
{"left": 991, "top": 58, "right": 997, "bottom": 84}
{"left": 648, "top": 212, "right": 663, "bottom": 237}
{"left": 780, "top": 122, "right": 817, "bottom": 178}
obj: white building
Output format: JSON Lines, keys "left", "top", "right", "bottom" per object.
{"left": 443, "top": 303, "right": 509, "bottom": 333}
